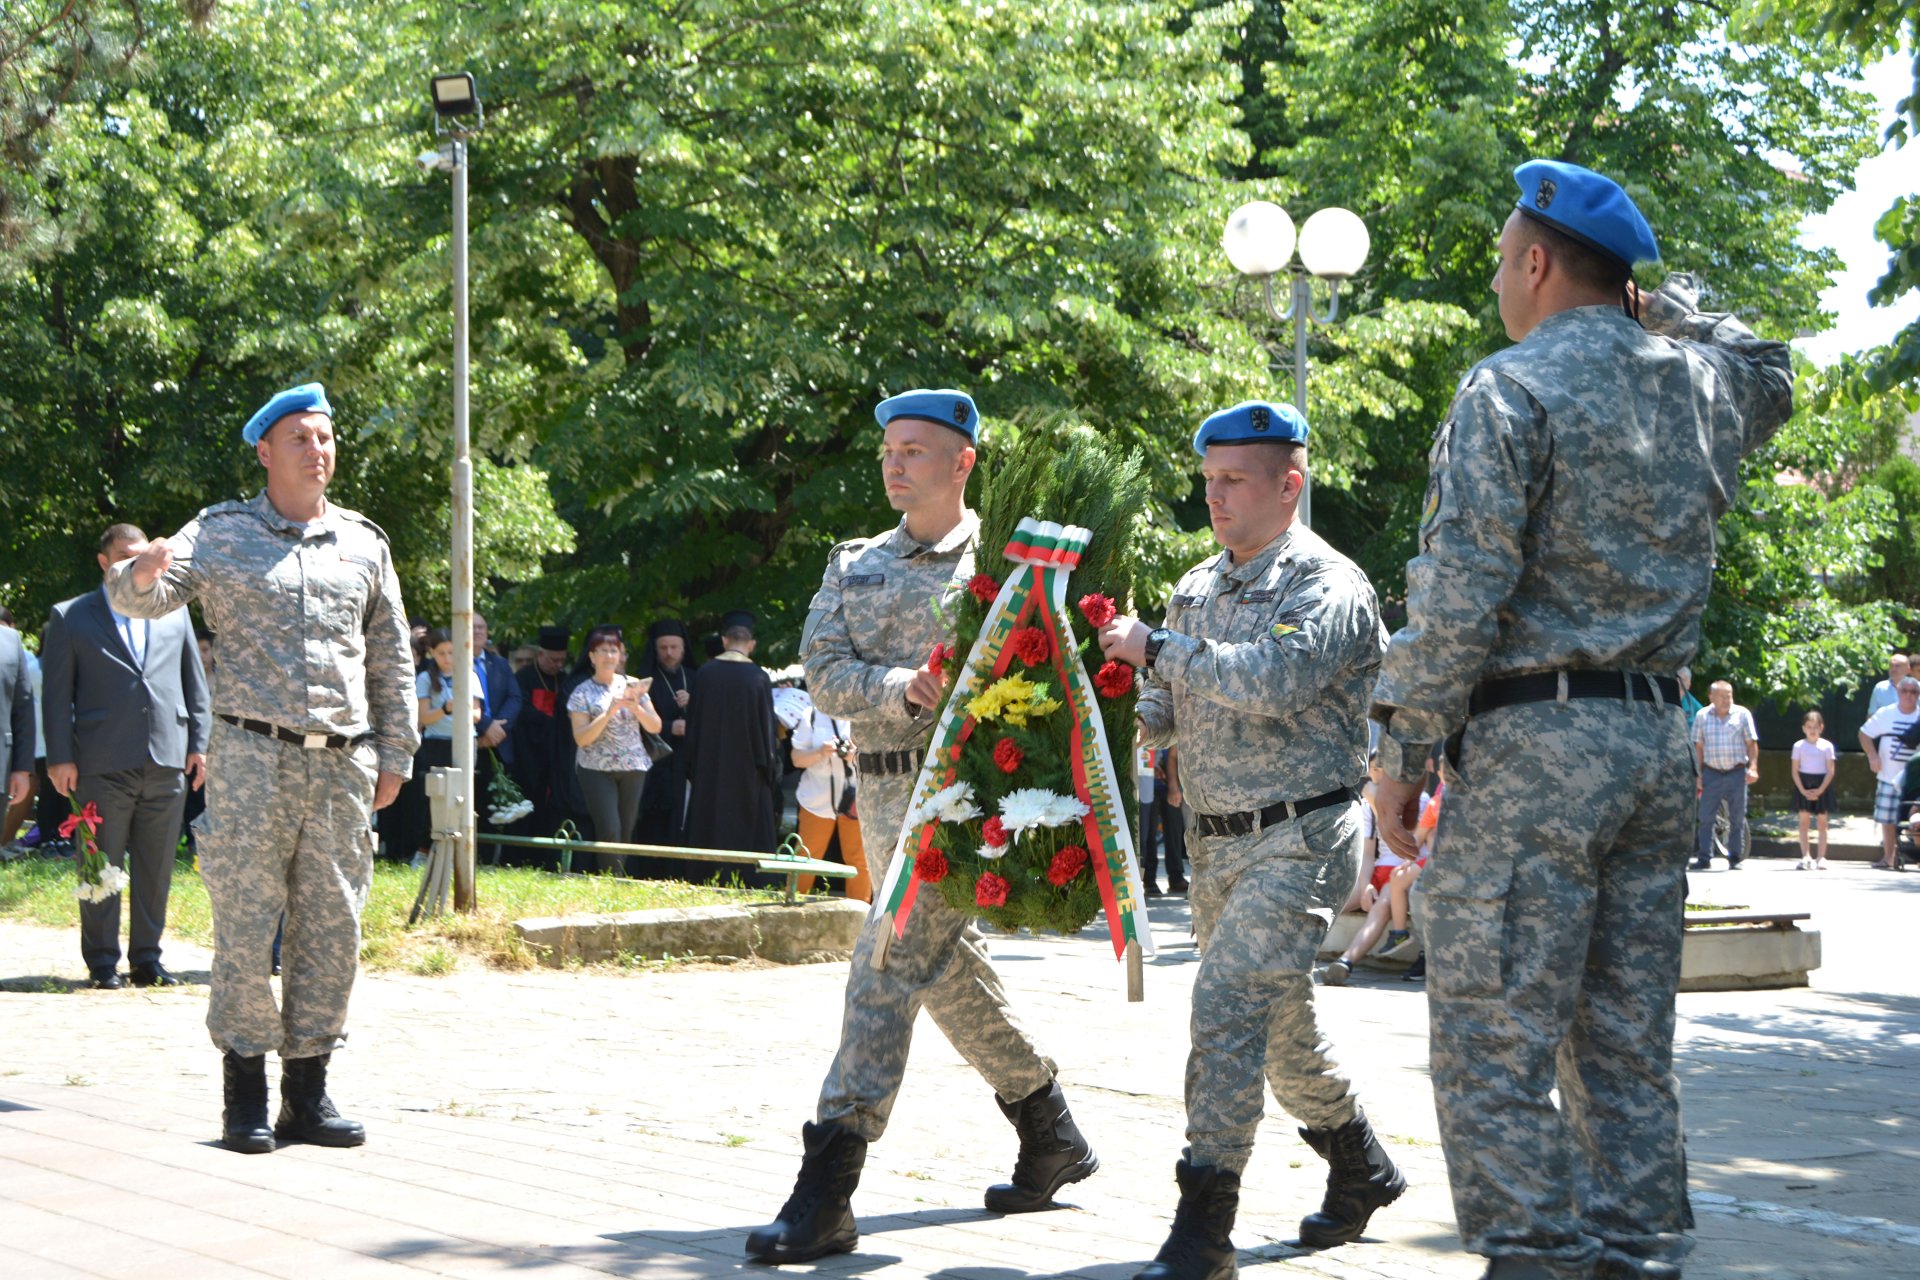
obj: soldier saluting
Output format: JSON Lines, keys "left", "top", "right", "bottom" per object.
{"left": 108, "top": 383, "right": 418, "bottom": 1155}
{"left": 1369, "top": 163, "right": 1794, "bottom": 1280}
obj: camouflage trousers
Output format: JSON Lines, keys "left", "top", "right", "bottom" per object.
{"left": 1184, "top": 799, "right": 1362, "bottom": 1173}
{"left": 195, "top": 718, "right": 378, "bottom": 1059}
{"left": 1427, "top": 696, "right": 1693, "bottom": 1277}
{"left": 817, "top": 769, "right": 1057, "bottom": 1142}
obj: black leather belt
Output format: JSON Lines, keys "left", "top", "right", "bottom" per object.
{"left": 1468, "top": 670, "right": 1680, "bottom": 718}
{"left": 856, "top": 748, "right": 921, "bottom": 777}
{"left": 1194, "top": 786, "right": 1356, "bottom": 839}
{"left": 218, "top": 713, "right": 367, "bottom": 750}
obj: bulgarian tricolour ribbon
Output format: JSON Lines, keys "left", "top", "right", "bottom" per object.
{"left": 871, "top": 517, "right": 1155, "bottom": 977}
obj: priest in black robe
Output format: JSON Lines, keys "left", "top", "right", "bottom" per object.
{"left": 635, "top": 618, "right": 697, "bottom": 848}
{"left": 683, "top": 610, "right": 782, "bottom": 869}
{"left": 508, "top": 625, "right": 571, "bottom": 860}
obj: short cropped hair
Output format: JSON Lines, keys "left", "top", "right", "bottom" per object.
{"left": 1514, "top": 215, "right": 1632, "bottom": 297}
{"left": 99, "top": 522, "right": 145, "bottom": 552}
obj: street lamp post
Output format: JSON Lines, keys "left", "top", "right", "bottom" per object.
{"left": 425, "top": 72, "right": 481, "bottom": 913}
{"left": 1221, "top": 201, "right": 1371, "bottom": 528}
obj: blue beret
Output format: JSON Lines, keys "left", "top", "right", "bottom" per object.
{"left": 242, "top": 383, "right": 332, "bottom": 445}
{"left": 874, "top": 388, "right": 978, "bottom": 443}
{"left": 1513, "top": 160, "right": 1658, "bottom": 271}
{"left": 1192, "top": 400, "right": 1308, "bottom": 456}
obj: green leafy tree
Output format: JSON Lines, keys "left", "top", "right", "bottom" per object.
{"left": 1742, "top": 0, "right": 1920, "bottom": 388}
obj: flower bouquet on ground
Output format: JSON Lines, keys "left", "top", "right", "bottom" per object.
{"left": 485, "top": 750, "right": 535, "bottom": 826}
{"left": 65, "top": 799, "right": 127, "bottom": 904}
{"left": 872, "top": 432, "right": 1156, "bottom": 997}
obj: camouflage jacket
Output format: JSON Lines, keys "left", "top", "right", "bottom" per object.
{"left": 106, "top": 491, "right": 420, "bottom": 777}
{"left": 1371, "top": 273, "right": 1794, "bottom": 781}
{"left": 1138, "top": 522, "right": 1384, "bottom": 814}
{"left": 800, "top": 511, "right": 977, "bottom": 755}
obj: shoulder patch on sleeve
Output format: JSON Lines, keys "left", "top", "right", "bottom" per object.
{"left": 336, "top": 509, "right": 392, "bottom": 543}
{"left": 198, "top": 500, "right": 253, "bottom": 520}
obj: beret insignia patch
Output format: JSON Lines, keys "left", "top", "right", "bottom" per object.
{"left": 1250, "top": 406, "right": 1270, "bottom": 432}
{"left": 953, "top": 401, "right": 970, "bottom": 425}
{"left": 1535, "top": 178, "right": 1556, "bottom": 210}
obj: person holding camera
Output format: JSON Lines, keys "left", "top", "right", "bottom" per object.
{"left": 790, "top": 701, "right": 867, "bottom": 900}
{"left": 567, "top": 625, "right": 662, "bottom": 870}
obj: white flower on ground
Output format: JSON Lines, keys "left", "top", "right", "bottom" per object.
{"left": 997, "top": 788, "right": 1090, "bottom": 840}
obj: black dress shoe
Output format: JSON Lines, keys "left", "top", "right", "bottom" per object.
{"left": 89, "top": 970, "right": 124, "bottom": 990}
{"left": 129, "top": 962, "right": 182, "bottom": 988}
{"left": 1167, "top": 878, "right": 1189, "bottom": 894}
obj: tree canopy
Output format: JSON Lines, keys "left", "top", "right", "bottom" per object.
{"left": 0, "top": 0, "right": 1907, "bottom": 707}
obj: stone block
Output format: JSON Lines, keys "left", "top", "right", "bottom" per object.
{"left": 514, "top": 898, "right": 868, "bottom": 967}
{"left": 1680, "top": 924, "right": 1821, "bottom": 992}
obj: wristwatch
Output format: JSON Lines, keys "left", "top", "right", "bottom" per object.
{"left": 1143, "top": 628, "right": 1172, "bottom": 670}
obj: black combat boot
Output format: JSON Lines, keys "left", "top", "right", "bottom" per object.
{"left": 745, "top": 1121, "right": 867, "bottom": 1263}
{"left": 274, "top": 1053, "right": 367, "bottom": 1147}
{"left": 1297, "top": 1109, "right": 1406, "bottom": 1247}
{"left": 1482, "top": 1260, "right": 1580, "bottom": 1280}
{"left": 1135, "top": 1152, "right": 1240, "bottom": 1280}
{"left": 220, "top": 1051, "right": 274, "bottom": 1154}
{"left": 983, "top": 1080, "right": 1100, "bottom": 1212}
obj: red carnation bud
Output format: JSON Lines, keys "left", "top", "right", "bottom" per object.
{"left": 1008, "top": 626, "right": 1051, "bottom": 667}
{"left": 967, "top": 573, "right": 1002, "bottom": 604}
{"left": 1046, "top": 844, "right": 1091, "bottom": 887}
{"left": 1077, "top": 593, "right": 1118, "bottom": 629}
{"left": 974, "top": 872, "right": 1011, "bottom": 908}
{"left": 982, "top": 816, "right": 1008, "bottom": 847}
{"left": 1095, "top": 659, "right": 1136, "bottom": 699}
{"left": 992, "top": 737, "right": 1024, "bottom": 774}
{"left": 927, "top": 643, "right": 949, "bottom": 679}
{"left": 915, "top": 848, "right": 950, "bottom": 884}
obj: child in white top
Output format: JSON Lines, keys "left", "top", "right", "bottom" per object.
{"left": 1790, "top": 710, "right": 1836, "bottom": 869}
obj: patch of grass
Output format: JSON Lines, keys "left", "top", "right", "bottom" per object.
{"left": 64, "top": 1073, "right": 89, "bottom": 1087}
{"left": 724, "top": 1134, "right": 749, "bottom": 1148}
{"left": 1, "top": 860, "right": 781, "bottom": 974}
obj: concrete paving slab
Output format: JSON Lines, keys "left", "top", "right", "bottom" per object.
{"left": 2, "top": 858, "right": 1917, "bottom": 1278}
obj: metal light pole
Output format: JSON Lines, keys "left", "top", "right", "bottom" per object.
{"left": 1221, "top": 202, "right": 1371, "bottom": 528}
{"left": 426, "top": 73, "right": 482, "bottom": 913}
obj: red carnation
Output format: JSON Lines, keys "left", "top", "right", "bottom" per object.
{"left": 1095, "top": 660, "right": 1136, "bottom": 699}
{"left": 992, "top": 737, "right": 1024, "bottom": 774}
{"left": 968, "top": 573, "right": 1002, "bottom": 604}
{"left": 1046, "top": 844, "right": 1090, "bottom": 887}
{"left": 1009, "top": 626, "right": 1051, "bottom": 666}
{"left": 927, "top": 643, "right": 950, "bottom": 679}
{"left": 915, "top": 848, "right": 950, "bottom": 883}
{"left": 975, "top": 872, "right": 1011, "bottom": 908}
{"left": 1078, "top": 593, "right": 1118, "bottom": 628}
{"left": 982, "top": 816, "right": 1008, "bottom": 847}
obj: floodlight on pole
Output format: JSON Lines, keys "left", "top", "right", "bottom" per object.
{"left": 1220, "top": 199, "right": 1371, "bottom": 528}
{"left": 421, "top": 71, "right": 482, "bottom": 915}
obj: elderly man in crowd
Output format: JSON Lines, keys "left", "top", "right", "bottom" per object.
{"left": 1866, "top": 653, "right": 1909, "bottom": 720}
{"left": 1859, "top": 675, "right": 1920, "bottom": 870}
{"left": 1691, "top": 679, "right": 1760, "bottom": 871}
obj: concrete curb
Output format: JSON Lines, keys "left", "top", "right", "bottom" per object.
{"left": 513, "top": 898, "right": 868, "bottom": 966}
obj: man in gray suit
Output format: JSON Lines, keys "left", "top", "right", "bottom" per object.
{"left": 43, "top": 523, "right": 210, "bottom": 989}
{"left": 1, "top": 618, "right": 32, "bottom": 831}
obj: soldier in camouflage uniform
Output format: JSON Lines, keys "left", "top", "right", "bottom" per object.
{"left": 1369, "top": 162, "right": 1794, "bottom": 1280}
{"left": 748, "top": 389, "right": 1095, "bottom": 1265}
{"left": 1100, "top": 401, "right": 1405, "bottom": 1280}
{"left": 108, "top": 383, "right": 418, "bottom": 1156}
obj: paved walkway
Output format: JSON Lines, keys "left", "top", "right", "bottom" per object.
{"left": 2, "top": 860, "right": 1917, "bottom": 1279}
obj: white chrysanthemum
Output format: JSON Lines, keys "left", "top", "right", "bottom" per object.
{"left": 910, "top": 781, "right": 981, "bottom": 826}
{"left": 490, "top": 799, "right": 535, "bottom": 825}
{"left": 978, "top": 841, "right": 1009, "bottom": 861}
{"left": 997, "top": 788, "right": 1088, "bottom": 838}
